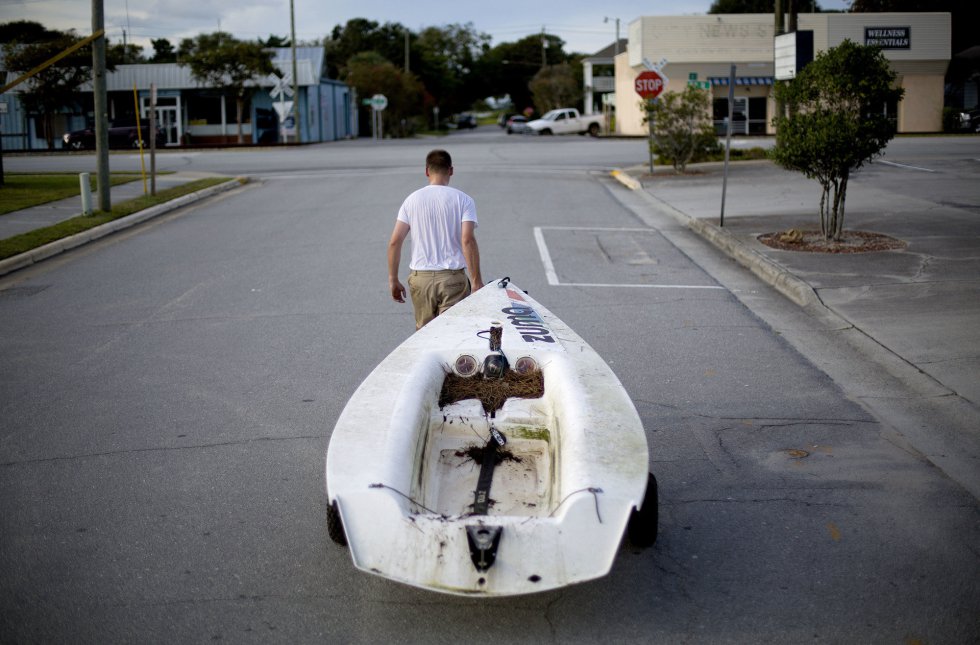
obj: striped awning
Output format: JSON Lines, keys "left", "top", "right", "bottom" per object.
{"left": 709, "top": 76, "right": 774, "bottom": 86}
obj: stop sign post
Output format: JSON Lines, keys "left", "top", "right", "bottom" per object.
{"left": 635, "top": 68, "right": 669, "bottom": 173}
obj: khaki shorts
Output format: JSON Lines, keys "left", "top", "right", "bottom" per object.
{"left": 408, "top": 269, "right": 471, "bottom": 329}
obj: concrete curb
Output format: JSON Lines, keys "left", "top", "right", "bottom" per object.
{"left": 610, "top": 168, "right": 980, "bottom": 501}
{"left": 0, "top": 177, "right": 245, "bottom": 278}
{"left": 609, "top": 168, "right": 817, "bottom": 307}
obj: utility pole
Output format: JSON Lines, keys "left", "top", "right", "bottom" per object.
{"left": 404, "top": 30, "right": 410, "bottom": 73}
{"left": 92, "top": 0, "right": 110, "bottom": 212}
{"left": 541, "top": 28, "right": 547, "bottom": 68}
{"left": 290, "top": 0, "right": 301, "bottom": 143}
{"left": 774, "top": 0, "right": 786, "bottom": 135}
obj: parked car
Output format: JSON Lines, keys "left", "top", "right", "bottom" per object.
{"left": 454, "top": 114, "right": 478, "bottom": 129}
{"left": 506, "top": 115, "right": 528, "bottom": 134}
{"left": 958, "top": 107, "right": 980, "bottom": 133}
{"left": 63, "top": 121, "right": 166, "bottom": 150}
{"left": 525, "top": 108, "right": 603, "bottom": 136}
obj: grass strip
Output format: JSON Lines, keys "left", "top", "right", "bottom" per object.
{"left": 0, "top": 177, "right": 233, "bottom": 261}
{"left": 0, "top": 173, "right": 147, "bottom": 215}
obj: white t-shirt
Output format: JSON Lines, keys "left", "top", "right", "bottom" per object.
{"left": 396, "top": 184, "right": 478, "bottom": 271}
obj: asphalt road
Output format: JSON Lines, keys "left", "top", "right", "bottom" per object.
{"left": 2, "top": 131, "right": 978, "bottom": 643}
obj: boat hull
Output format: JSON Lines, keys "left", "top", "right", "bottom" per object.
{"left": 326, "top": 279, "right": 650, "bottom": 596}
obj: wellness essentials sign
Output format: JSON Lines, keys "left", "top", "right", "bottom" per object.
{"left": 865, "top": 27, "right": 910, "bottom": 49}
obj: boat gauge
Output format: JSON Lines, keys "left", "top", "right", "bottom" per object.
{"left": 453, "top": 354, "right": 479, "bottom": 377}
{"left": 514, "top": 356, "right": 539, "bottom": 374}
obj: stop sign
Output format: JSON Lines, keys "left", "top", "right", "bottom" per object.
{"left": 635, "top": 70, "right": 667, "bottom": 100}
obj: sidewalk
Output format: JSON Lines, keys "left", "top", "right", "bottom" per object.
{"left": 615, "top": 160, "right": 980, "bottom": 500}
{"left": 0, "top": 171, "right": 224, "bottom": 240}
{"left": 0, "top": 171, "right": 239, "bottom": 276}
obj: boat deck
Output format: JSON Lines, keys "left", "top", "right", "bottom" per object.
{"left": 414, "top": 398, "right": 556, "bottom": 518}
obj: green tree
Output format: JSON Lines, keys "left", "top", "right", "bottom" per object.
{"left": 149, "top": 38, "right": 177, "bottom": 63}
{"left": 324, "top": 19, "right": 409, "bottom": 80}
{"left": 2, "top": 29, "right": 96, "bottom": 149}
{"left": 345, "top": 52, "right": 424, "bottom": 137}
{"left": 0, "top": 20, "right": 61, "bottom": 43}
{"left": 477, "top": 33, "right": 573, "bottom": 116}
{"left": 643, "top": 85, "right": 717, "bottom": 173}
{"left": 772, "top": 39, "right": 904, "bottom": 240}
{"left": 708, "top": 0, "right": 824, "bottom": 11}
{"left": 413, "top": 23, "right": 489, "bottom": 115}
{"left": 109, "top": 41, "right": 143, "bottom": 64}
{"left": 529, "top": 64, "right": 582, "bottom": 113}
{"left": 177, "top": 32, "right": 276, "bottom": 144}
{"left": 262, "top": 35, "right": 290, "bottom": 48}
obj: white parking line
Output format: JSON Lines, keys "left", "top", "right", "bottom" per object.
{"left": 876, "top": 159, "right": 937, "bottom": 173}
{"left": 533, "top": 226, "right": 725, "bottom": 289}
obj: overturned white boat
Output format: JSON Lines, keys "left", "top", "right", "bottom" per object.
{"left": 325, "top": 277, "right": 656, "bottom": 596}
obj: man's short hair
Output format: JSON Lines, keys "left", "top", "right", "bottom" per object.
{"left": 426, "top": 149, "right": 453, "bottom": 174}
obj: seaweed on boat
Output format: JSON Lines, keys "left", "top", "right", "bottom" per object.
{"left": 454, "top": 445, "right": 523, "bottom": 466}
{"left": 439, "top": 368, "right": 544, "bottom": 414}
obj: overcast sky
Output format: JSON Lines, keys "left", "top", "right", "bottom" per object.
{"left": 1, "top": 0, "right": 850, "bottom": 55}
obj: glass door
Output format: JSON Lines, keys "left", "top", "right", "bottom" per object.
{"left": 731, "top": 97, "right": 748, "bottom": 135}
{"left": 156, "top": 107, "right": 178, "bottom": 145}
{"left": 141, "top": 95, "right": 182, "bottom": 146}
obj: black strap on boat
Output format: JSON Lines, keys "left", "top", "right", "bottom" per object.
{"left": 472, "top": 440, "right": 498, "bottom": 516}
{"left": 467, "top": 428, "right": 508, "bottom": 572}
{"left": 467, "top": 437, "right": 505, "bottom": 572}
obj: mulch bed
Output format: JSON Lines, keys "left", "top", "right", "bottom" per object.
{"left": 757, "top": 229, "right": 907, "bottom": 254}
{"left": 439, "top": 369, "right": 544, "bottom": 415}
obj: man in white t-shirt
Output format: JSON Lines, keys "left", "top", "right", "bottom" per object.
{"left": 387, "top": 149, "right": 484, "bottom": 329}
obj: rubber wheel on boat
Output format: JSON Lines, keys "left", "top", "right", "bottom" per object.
{"left": 326, "top": 500, "right": 348, "bottom": 547}
{"left": 627, "top": 473, "right": 659, "bottom": 548}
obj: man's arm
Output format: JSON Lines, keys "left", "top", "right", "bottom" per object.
{"left": 461, "top": 221, "right": 483, "bottom": 292}
{"left": 388, "top": 220, "right": 410, "bottom": 303}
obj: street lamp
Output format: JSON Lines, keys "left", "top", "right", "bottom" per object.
{"left": 604, "top": 17, "right": 620, "bottom": 57}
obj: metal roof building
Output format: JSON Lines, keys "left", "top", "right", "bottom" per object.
{"left": 1, "top": 46, "right": 355, "bottom": 150}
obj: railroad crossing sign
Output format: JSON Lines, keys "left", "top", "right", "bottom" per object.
{"left": 268, "top": 72, "right": 295, "bottom": 131}
{"left": 268, "top": 72, "right": 294, "bottom": 101}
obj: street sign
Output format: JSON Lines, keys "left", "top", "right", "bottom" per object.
{"left": 688, "top": 80, "right": 711, "bottom": 91}
{"left": 635, "top": 70, "right": 667, "bottom": 100}
{"left": 273, "top": 100, "right": 294, "bottom": 122}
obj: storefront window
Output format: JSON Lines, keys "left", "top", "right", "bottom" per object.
{"left": 186, "top": 95, "right": 223, "bottom": 125}
{"left": 713, "top": 96, "right": 768, "bottom": 135}
{"left": 185, "top": 94, "right": 253, "bottom": 125}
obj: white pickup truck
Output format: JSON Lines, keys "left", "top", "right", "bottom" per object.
{"left": 525, "top": 108, "right": 603, "bottom": 136}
